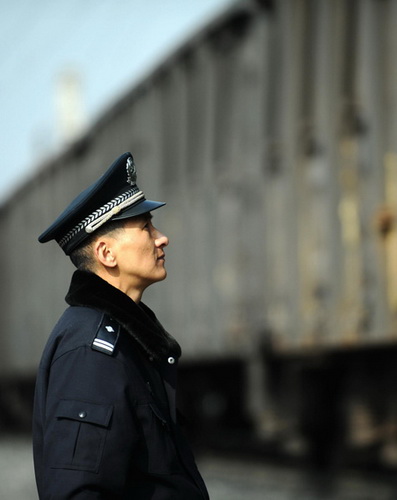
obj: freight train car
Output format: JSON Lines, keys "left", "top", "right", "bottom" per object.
{"left": 2, "top": 0, "right": 397, "bottom": 468}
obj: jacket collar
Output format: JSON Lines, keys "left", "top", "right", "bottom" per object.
{"left": 65, "top": 270, "right": 181, "bottom": 362}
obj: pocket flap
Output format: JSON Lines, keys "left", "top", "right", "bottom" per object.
{"left": 56, "top": 399, "right": 113, "bottom": 427}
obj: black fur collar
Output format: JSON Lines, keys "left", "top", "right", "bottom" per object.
{"left": 65, "top": 270, "right": 181, "bottom": 362}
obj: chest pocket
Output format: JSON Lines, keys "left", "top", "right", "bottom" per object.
{"left": 134, "top": 401, "right": 182, "bottom": 474}
{"left": 48, "top": 399, "right": 113, "bottom": 473}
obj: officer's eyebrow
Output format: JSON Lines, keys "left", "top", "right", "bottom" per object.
{"left": 135, "top": 213, "right": 153, "bottom": 224}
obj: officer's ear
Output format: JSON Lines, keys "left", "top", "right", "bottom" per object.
{"left": 93, "top": 238, "right": 117, "bottom": 268}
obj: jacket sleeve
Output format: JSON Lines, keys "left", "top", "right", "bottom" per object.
{"left": 37, "top": 345, "right": 140, "bottom": 499}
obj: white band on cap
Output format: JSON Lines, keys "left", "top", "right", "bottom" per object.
{"left": 58, "top": 188, "right": 144, "bottom": 249}
{"left": 85, "top": 190, "right": 144, "bottom": 233}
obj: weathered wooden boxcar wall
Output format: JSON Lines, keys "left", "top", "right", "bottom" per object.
{"left": 2, "top": 0, "right": 397, "bottom": 376}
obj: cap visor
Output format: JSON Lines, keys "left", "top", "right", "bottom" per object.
{"left": 112, "top": 199, "right": 165, "bottom": 221}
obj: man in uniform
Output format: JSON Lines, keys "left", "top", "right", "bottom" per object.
{"left": 33, "top": 152, "right": 209, "bottom": 499}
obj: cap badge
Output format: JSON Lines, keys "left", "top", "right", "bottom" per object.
{"left": 126, "top": 157, "right": 137, "bottom": 186}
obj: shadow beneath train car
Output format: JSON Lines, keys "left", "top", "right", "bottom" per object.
{"left": 0, "top": 376, "right": 35, "bottom": 434}
{"left": 267, "top": 342, "right": 397, "bottom": 477}
{"left": 177, "top": 358, "right": 255, "bottom": 455}
{"left": 178, "top": 343, "right": 397, "bottom": 479}
{"left": 177, "top": 352, "right": 397, "bottom": 499}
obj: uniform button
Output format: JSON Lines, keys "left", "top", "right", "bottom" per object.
{"left": 168, "top": 356, "right": 175, "bottom": 364}
{"left": 78, "top": 411, "right": 87, "bottom": 419}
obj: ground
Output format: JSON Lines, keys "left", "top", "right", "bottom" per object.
{"left": 1, "top": 435, "right": 397, "bottom": 499}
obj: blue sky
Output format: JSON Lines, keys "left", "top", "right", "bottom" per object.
{"left": 0, "top": 0, "right": 234, "bottom": 202}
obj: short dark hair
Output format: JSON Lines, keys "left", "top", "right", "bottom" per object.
{"left": 69, "top": 219, "right": 127, "bottom": 271}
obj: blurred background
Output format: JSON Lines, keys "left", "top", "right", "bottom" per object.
{"left": 3, "top": 0, "right": 397, "bottom": 498}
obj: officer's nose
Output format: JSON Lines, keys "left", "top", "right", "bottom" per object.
{"left": 155, "top": 230, "right": 169, "bottom": 248}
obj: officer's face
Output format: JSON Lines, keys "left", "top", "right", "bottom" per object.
{"left": 110, "top": 213, "right": 169, "bottom": 299}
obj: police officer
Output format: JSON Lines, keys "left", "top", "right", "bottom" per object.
{"left": 33, "top": 153, "right": 209, "bottom": 499}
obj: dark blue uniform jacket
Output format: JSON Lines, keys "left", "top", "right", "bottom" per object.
{"left": 33, "top": 270, "right": 209, "bottom": 499}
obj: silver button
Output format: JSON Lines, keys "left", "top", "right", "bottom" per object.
{"left": 168, "top": 356, "right": 175, "bottom": 364}
{"left": 78, "top": 411, "right": 87, "bottom": 419}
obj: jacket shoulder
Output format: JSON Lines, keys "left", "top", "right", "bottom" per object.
{"left": 43, "top": 307, "right": 120, "bottom": 363}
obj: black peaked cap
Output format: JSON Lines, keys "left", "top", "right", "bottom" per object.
{"left": 38, "top": 152, "right": 165, "bottom": 255}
